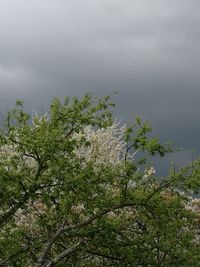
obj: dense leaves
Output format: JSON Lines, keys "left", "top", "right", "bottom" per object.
{"left": 0, "top": 94, "right": 199, "bottom": 266}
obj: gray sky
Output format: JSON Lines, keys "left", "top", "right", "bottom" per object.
{"left": 0, "top": 0, "right": 199, "bottom": 173}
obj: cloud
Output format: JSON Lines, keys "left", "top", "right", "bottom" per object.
{"left": 0, "top": 0, "right": 199, "bottom": 168}
{"left": 0, "top": 64, "right": 38, "bottom": 91}
{"left": 0, "top": 0, "right": 198, "bottom": 94}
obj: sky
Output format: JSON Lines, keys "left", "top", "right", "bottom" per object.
{"left": 0, "top": 0, "right": 199, "bottom": 174}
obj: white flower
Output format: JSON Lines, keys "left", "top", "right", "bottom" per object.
{"left": 71, "top": 203, "right": 85, "bottom": 214}
{"left": 73, "top": 120, "right": 134, "bottom": 166}
{"left": 143, "top": 166, "right": 156, "bottom": 179}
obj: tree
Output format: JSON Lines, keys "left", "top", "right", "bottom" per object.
{"left": 0, "top": 94, "right": 199, "bottom": 266}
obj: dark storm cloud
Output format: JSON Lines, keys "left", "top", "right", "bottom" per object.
{"left": 0, "top": 0, "right": 200, "bottom": 170}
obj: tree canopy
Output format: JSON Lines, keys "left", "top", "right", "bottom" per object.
{"left": 0, "top": 94, "right": 200, "bottom": 266}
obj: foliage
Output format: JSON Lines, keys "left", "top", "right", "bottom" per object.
{"left": 0, "top": 94, "right": 199, "bottom": 266}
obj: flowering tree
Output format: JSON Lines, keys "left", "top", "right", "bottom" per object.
{"left": 0, "top": 94, "right": 199, "bottom": 266}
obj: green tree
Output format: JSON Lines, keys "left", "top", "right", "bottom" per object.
{"left": 0, "top": 94, "right": 199, "bottom": 266}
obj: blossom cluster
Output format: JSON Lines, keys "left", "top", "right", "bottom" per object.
{"left": 73, "top": 120, "right": 128, "bottom": 166}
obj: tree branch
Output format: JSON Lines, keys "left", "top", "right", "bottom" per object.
{"left": 0, "top": 165, "right": 43, "bottom": 227}
{"left": 37, "top": 202, "right": 137, "bottom": 265}
{"left": 42, "top": 241, "right": 84, "bottom": 267}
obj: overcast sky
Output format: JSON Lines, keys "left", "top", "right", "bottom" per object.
{"left": 0, "top": 0, "right": 199, "bottom": 173}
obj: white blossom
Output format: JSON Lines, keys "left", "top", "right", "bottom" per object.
{"left": 71, "top": 203, "right": 85, "bottom": 215}
{"left": 143, "top": 166, "right": 156, "bottom": 179}
{"left": 73, "top": 120, "right": 132, "bottom": 166}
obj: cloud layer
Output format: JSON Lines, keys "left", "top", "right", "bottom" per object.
{"left": 0, "top": 0, "right": 199, "bottom": 172}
